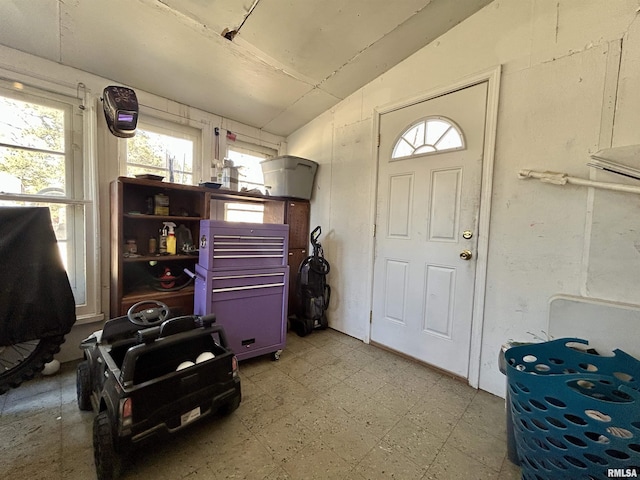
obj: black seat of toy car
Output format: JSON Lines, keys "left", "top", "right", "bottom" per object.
{"left": 101, "top": 316, "right": 141, "bottom": 344}
{"left": 135, "top": 316, "right": 203, "bottom": 344}
{"left": 103, "top": 312, "right": 206, "bottom": 342}
{"left": 160, "top": 316, "right": 198, "bottom": 337}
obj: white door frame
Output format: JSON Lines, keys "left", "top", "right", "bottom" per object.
{"left": 367, "top": 66, "right": 501, "bottom": 388}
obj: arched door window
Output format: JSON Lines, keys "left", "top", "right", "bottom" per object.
{"left": 391, "top": 116, "right": 465, "bottom": 160}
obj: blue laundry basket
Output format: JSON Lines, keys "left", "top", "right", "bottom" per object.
{"left": 505, "top": 338, "right": 640, "bottom": 480}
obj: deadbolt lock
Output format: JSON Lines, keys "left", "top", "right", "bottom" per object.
{"left": 462, "top": 230, "right": 473, "bottom": 239}
{"left": 460, "top": 250, "right": 473, "bottom": 261}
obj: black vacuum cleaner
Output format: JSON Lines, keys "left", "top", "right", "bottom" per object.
{"left": 291, "top": 226, "right": 331, "bottom": 337}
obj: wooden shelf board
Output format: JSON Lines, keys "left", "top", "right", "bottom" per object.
{"left": 124, "top": 213, "right": 202, "bottom": 221}
{"left": 123, "top": 254, "right": 198, "bottom": 263}
{"left": 122, "top": 285, "right": 195, "bottom": 302}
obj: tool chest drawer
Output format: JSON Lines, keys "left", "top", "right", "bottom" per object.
{"left": 198, "top": 220, "right": 289, "bottom": 271}
{"left": 194, "top": 265, "right": 288, "bottom": 305}
{"left": 193, "top": 265, "right": 288, "bottom": 361}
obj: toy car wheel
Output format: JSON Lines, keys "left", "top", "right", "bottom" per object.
{"left": 76, "top": 360, "right": 92, "bottom": 411}
{"left": 93, "top": 411, "right": 122, "bottom": 480}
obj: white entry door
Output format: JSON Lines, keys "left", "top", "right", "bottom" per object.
{"left": 371, "top": 82, "right": 488, "bottom": 378}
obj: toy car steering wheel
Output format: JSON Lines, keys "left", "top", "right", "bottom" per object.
{"left": 127, "top": 300, "right": 170, "bottom": 327}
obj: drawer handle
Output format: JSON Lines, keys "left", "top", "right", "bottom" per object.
{"left": 212, "top": 282, "right": 285, "bottom": 293}
{"left": 214, "top": 273, "right": 285, "bottom": 280}
{"left": 214, "top": 235, "right": 284, "bottom": 240}
{"left": 213, "top": 254, "right": 284, "bottom": 259}
{"left": 214, "top": 248, "right": 283, "bottom": 252}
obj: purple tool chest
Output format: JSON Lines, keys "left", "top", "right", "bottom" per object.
{"left": 194, "top": 220, "right": 289, "bottom": 360}
{"left": 198, "top": 221, "right": 289, "bottom": 270}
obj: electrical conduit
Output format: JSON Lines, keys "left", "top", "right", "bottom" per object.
{"left": 518, "top": 169, "right": 640, "bottom": 195}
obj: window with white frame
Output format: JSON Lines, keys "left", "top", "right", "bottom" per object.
{"left": 0, "top": 80, "right": 96, "bottom": 315}
{"left": 125, "top": 118, "right": 201, "bottom": 185}
{"left": 392, "top": 116, "right": 465, "bottom": 160}
{"left": 224, "top": 140, "right": 277, "bottom": 223}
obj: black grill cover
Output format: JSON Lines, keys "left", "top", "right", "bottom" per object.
{"left": 0, "top": 207, "right": 76, "bottom": 345}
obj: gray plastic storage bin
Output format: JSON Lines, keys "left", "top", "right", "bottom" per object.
{"left": 261, "top": 156, "right": 318, "bottom": 199}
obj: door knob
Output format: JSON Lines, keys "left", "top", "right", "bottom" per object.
{"left": 460, "top": 250, "right": 473, "bottom": 261}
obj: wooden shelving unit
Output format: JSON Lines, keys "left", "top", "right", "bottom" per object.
{"left": 110, "top": 177, "right": 310, "bottom": 318}
{"left": 110, "top": 177, "right": 208, "bottom": 317}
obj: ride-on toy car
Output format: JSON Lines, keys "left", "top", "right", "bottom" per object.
{"left": 77, "top": 300, "right": 242, "bottom": 480}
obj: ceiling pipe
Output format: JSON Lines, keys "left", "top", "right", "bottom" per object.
{"left": 222, "top": 0, "right": 262, "bottom": 41}
{"left": 518, "top": 169, "right": 640, "bottom": 195}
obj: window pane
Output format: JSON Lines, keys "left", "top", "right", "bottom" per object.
{"left": 227, "top": 146, "right": 274, "bottom": 193}
{"left": 0, "top": 146, "right": 66, "bottom": 195}
{"left": 435, "top": 128, "right": 463, "bottom": 150}
{"left": 224, "top": 202, "right": 264, "bottom": 223}
{"left": 392, "top": 138, "right": 414, "bottom": 158}
{"left": 414, "top": 145, "right": 436, "bottom": 154}
{"left": 0, "top": 97, "right": 65, "bottom": 152}
{"left": 425, "top": 120, "right": 450, "bottom": 145}
{"left": 127, "top": 129, "right": 194, "bottom": 184}
{"left": 404, "top": 123, "right": 425, "bottom": 147}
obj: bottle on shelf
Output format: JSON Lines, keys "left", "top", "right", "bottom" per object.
{"left": 149, "top": 236, "right": 157, "bottom": 254}
{"left": 176, "top": 224, "right": 193, "bottom": 253}
{"left": 164, "top": 222, "right": 177, "bottom": 254}
{"left": 159, "top": 226, "right": 168, "bottom": 254}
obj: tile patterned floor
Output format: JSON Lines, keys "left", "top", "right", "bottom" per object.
{"left": 0, "top": 328, "right": 522, "bottom": 479}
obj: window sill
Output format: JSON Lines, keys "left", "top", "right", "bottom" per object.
{"left": 75, "top": 312, "right": 105, "bottom": 326}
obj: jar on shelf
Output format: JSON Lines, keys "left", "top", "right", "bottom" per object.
{"left": 125, "top": 239, "right": 137, "bottom": 254}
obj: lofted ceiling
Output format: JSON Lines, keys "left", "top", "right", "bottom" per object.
{"left": 0, "top": 0, "right": 492, "bottom": 136}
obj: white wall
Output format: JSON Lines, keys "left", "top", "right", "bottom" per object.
{"left": 286, "top": 0, "right": 640, "bottom": 397}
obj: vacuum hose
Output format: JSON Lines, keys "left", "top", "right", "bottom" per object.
{"left": 145, "top": 270, "right": 194, "bottom": 292}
